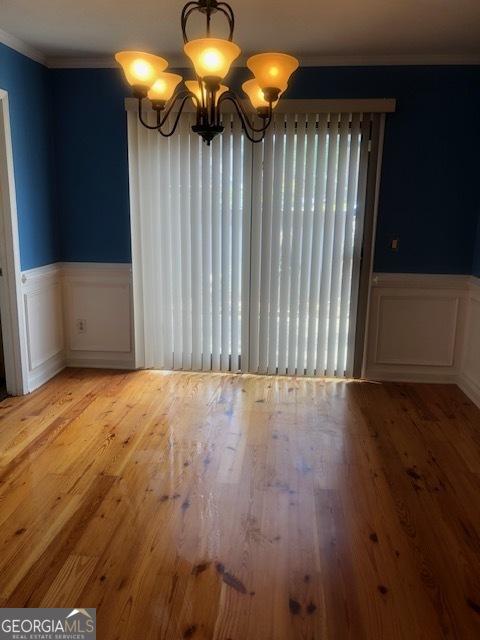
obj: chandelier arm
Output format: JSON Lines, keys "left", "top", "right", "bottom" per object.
{"left": 196, "top": 77, "right": 206, "bottom": 110}
{"left": 138, "top": 99, "right": 162, "bottom": 130}
{"left": 187, "top": 89, "right": 202, "bottom": 111}
{"left": 215, "top": 3, "right": 235, "bottom": 40}
{"left": 156, "top": 90, "right": 193, "bottom": 128}
{"left": 181, "top": 1, "right": 201, "bottom": 43}
{"left": 218, "top": 95, "right": 268, "bottom": 143}
{"left": 218, "top": 92, "right": 273, "bottom": 133}
{"left": 206, "top": 2, "right": 212, "bottom": 36}
{"left": 157, "top": 96, "right": 191, "bottom": 137}
{"left": 181, "top": 0, "right": 235, "bottom": 43}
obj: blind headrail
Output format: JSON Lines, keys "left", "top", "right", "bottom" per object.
{"left": 125, "top": 97, "right": 396, "bottom": 115}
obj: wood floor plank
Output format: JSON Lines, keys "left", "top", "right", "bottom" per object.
{"left": 41, "top": 554, "right": 99, "bottom": 607}
{"left": 0, "top": 369, "right": 479, "bottom": 639}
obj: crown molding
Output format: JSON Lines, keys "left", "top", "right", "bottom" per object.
{"left": 298, "top": 53, "right": 480, "bottom": 66}
{"left": 0, "top": 28, "right": 478, "bottom": 71}
{"left": 47, "top": 56, "right": 119, "bottom": 69}
{"left": 0, "top": 27, "right": 46, "bottom": 65}
{"left": 47, "top": 52, "right": 480, "bottom": 69}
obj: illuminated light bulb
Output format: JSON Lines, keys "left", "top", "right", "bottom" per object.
{"left": 115, "top": 51, "right": 169, "bottom": 89}
{"left": 184, "top": 38, "right": 241, "bottom": 80}
{"left": 185, "top": 80, "right": 229, "bottom": 105}
{"left": 131, "top": 59, "right": 154, "bottom": 82}
{"left": 247, "top": 52, "right": 299, "bottom": 92}
{"left": 200, "top": 48, "right": 224, "bottom": 73}
{"left": 242, "top": 78, "right": 281, "bottom": 110}
{"left": 151, "top": 78, "right": 166, "bottom": 93}
{"left": 147, "top": 72, "right": 183, "bottom": 101}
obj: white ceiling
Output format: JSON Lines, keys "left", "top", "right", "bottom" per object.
{"left": 1, "top": 0, "right": 480, "bottom": 66}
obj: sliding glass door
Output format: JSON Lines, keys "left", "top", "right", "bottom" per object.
{"left": 128, "top": 107, "right": 382, "bottom": 377}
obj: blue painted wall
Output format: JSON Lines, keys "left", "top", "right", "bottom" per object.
{"left": 288, "top": 66, "right": 480, "bottom": 274}
{"left": 2, "top": 44, "right": 479, "bottom": 274}
{"left": 51, "top": 69, "right": 131, "bottom": 263}
{"left": 0, "top": 43, "right": 58, "bottom": 269}
{"left": 50, "top": 64, "right": 480, "bottom": 273}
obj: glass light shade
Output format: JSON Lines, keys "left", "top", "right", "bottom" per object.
{"left": 246, "top": 53, "right": 299, "bottom": 92}
{"left": 115, "top": 51, "right": 168, "bottom": 88}
{"left": 183, "top": 38, "right": 241, "bottom": 80}
{"left": 148, "top": 72, "right": 183, "bottom": 101}
{"left": 242, "top": 79, "right": 281, "bottom": 109}
{"left": 185, "top": 80, "right": 228, "bottom": 105}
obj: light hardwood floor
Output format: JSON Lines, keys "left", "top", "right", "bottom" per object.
{"left": 0, "top": 368, "right": 479, "bottom": 639}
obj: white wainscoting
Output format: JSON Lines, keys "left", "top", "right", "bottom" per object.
{"left": 365, "top": 273, "right": 469, "bottom": 383}
{"left": 19, "top": 265, "right": 480, "bottom": 409}
{"left": 20, "top": 262, "right": 134, "bottom": 391}
{"left": 62, "top": 263, "right": 134, "bottom": 370}
{"left": 459, "top": 277, "right": 480, "bottom": 408}
{"left": 21, "top": 263, "right": 65, "bottom": 391}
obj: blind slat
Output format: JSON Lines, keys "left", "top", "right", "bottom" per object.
{"left": 190, "top": 116, "right": 202, "bottom": 370}
{"left": 201, "top": 132, "right": 212, "bottom": 370}
{"left": 158, "top": 127, "right": 174, "bottom": 369}
{"left": 221, "top": 115, "right": 232, "bottom": 371}
{"left": 296, "top": 113, "right": 318, "bottom": 375}
{"left": 316, "top": 113, "right": 340, "bottom": 374}
{"left": 337, "top": 113, "right": 362, "bottom": 375}
{"left": 326, "top": 113, "right": 351, "bottom": 376}
{"left": 231, "top": 116, "right": 242, "bottom": 371}
{"left": 248, "top": 140, "right": 264, "bottom": 373}
{"left": 267, "top": 113, "right": 287, "bottom": 373}
{"left": 180, "top": 116, "right": 192, "bottom": 370}
{"left": 287, "top": 113, "right": 308, "bottom": 374}
{"left": 241, "top": 132, "right": 252, "bottom": 373}
{"left": 306, "top": 114, "right": 329, "bottom": 376}
{"left": 277, "top": 113, "right": 297, "bottom": 374}
{"left": 211, "top": 136, "right": 222, "bottom": 371}
{"left": 258, "top": 122, "right": 275, "bottom": 373}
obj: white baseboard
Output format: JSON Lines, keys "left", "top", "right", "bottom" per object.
{"left": 65, "top": 356, "right": 135, "bottom": 369}
{"left": 458, "top": 371, "right": 480, "bottom": 409}
{"left": 364, "top": 369, "right": 459, "bottom": 384}
{"left": 27, "top": 350, "right": 66, "bottom": 392}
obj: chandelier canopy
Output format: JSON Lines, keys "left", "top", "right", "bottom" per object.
{"left": 115, "top": 0, "right": 299, "bottom": 144}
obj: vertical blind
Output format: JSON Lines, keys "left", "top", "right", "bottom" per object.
{"left": 129, "top": 111, "right": 249, "bottom": 372}
{"left": 128, "top": 107, "right": 379, "bottom": 377}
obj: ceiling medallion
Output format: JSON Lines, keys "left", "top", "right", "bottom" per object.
{"left": 115, "top": 0, "right": 299, "bottom": 144}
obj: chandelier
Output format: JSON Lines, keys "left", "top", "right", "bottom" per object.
{"left": 115, "top": 0, "right": 299, "bottom": 144}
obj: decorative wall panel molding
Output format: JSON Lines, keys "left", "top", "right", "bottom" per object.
{"left": 21, "top": 263, "right": 65, "bottom": 391}
{"left": 365, "top": 273, "right": 469, "bottom": 384}
{"left": 62, "top": 263, "right": 134, "bottom": 369}
{"left": 459, "top": 277, "right": 480, "bottom": 408}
